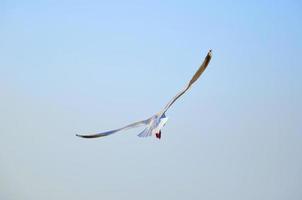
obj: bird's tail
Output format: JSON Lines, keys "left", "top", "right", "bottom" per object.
{"left": 137, "top": 127, "right": 152, "bottom": 137}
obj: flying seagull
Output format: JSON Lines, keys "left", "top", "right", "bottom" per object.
{"left": 76, "top": 50, "right": 212, "bottom": 139}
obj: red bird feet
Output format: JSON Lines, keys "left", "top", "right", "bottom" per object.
{"left": 155, "top": 130, "right": 161, "bottom": 139}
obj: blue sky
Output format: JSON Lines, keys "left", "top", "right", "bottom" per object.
{"left": 0, "top": 1, "right": 301, "bottom": 199}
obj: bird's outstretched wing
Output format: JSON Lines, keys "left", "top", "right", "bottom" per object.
{"left": 159, "top": 50, "right": 212, "bottom": 116}
{"left": 76, "top": 118, "right": 151, "bottom": 139}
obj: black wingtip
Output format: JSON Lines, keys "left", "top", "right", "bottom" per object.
{"left": 75, "top": 133, "right": 105, "bottom": 139}
{"left": 76, "top": 134, "right": 88, "bottom": 138}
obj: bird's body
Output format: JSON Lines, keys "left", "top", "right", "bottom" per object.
{"left": 137, "top": 114, "right": 168, "bottom": 138}
{"left": 76, "top": 50, "right": 212, "bottom": 139}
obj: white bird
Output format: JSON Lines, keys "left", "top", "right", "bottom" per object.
{"left": 76, "top": 50, "right": 212, "bottom": 139}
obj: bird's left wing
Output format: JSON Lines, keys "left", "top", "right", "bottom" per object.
{"left": 159, "top": 50, "right": 212, "bottom": 116}
{"left": 76, "top": 118, "right": 151, "bottom": 139}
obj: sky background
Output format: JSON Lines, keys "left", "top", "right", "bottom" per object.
{"left": 0, "top": 0, "right": 302, "bottom": 199}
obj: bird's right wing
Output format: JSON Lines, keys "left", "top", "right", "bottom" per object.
{"left": 159, "top": 50, "right": 212, "bottom": 116}
{"left": 76, "top": 118, "right": 151, "bottom": 139}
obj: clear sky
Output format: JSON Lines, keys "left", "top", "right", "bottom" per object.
{"left": 0, "top": 1, "right": 301, "bottom": 199}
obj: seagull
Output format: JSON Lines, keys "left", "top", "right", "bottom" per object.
{"left": 76, "top": 50, "right": 212, "bottom": 139}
